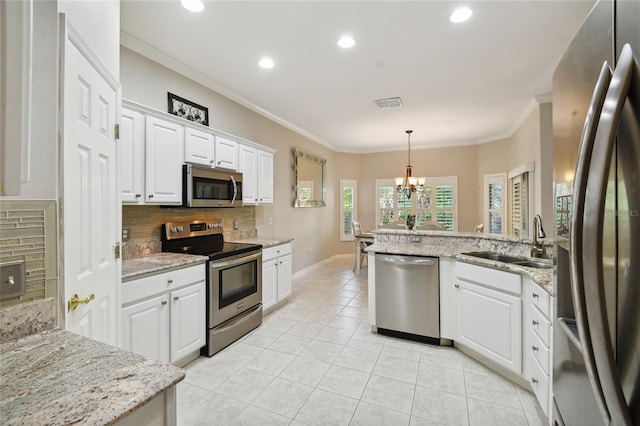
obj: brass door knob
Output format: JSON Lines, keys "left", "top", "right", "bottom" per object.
{"left": 68, "top": 293, "right": 95, "bottom": 312}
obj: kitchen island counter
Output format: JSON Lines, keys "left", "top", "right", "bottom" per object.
{"left": 0, "top": 299, "right": 184, "bottom": 426}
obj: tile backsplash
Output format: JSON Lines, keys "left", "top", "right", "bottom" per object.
{"left": 0, "top": 201, "right": 57, "bottom": 308}
{"left": 122, "top": 205, "right": 257, "bottom": 259}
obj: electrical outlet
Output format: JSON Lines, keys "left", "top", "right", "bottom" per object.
{"left": 122, "top": 227, "right": 130, "bottom": 242}
{"left": 268, "top": 217, "right": 273, "bottom": 225}
{"left": 233, "top": 220, "right": 239, "bottom": 230}
{"left": 410, "top": 236, "right": 421, "bottom": 243}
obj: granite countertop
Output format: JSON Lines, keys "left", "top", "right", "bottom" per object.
{"left": 122, "top": 252, "right": 208, "bottom": 282}
{"left": 0, "top": 299, "right": 185, "bottom": 426}
{"left": 230, "top": 236, "right": 294, "bottom": 248}
{"left": 366, "top": 242, "right": 553, "bottom": 294}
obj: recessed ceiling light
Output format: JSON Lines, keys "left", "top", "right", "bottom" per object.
{"left": 450, "top": 6, "right": 473, "bottom": 23}
{"left": 337, "top": 35, "right": 356, "bottom": 49}
{"left": 258, "top": 57, "right": 275, "bottom": 69}
{"left": 181, "top": 0, "right": 204, "bottom": 13}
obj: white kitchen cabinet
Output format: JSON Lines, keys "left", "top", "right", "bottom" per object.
{"left": 120, "top": 108, "right": 145, "bottom": 204}
{"left": 262, "top": 243, "right": 292, "bottom": 313}
{"left": 456, "top": 262, "right": 523, "bottom": 375}
{"left": 184, "top": 127, "right": 215, "bottom": 166}
{"left": 145, "top": 116, "right": 184, "bottom": 204}
{"left": 239, "top": 144, "right": 274, "bottom": 205}
{"left": 121, "top": 263, "right": 206, "bottom": 364}
{"left": 524, "top": 277, "right": 553, "bottom": 419}
{"left": 122, "top": 293, "right": 170, "bottom": 362}
{"left": 214, "top": 136, "right": 238, "bottom": 170}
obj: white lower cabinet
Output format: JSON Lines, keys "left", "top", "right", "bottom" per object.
{"left": 456, "top": 262, "right": 523, "bottom": 374}
{"left": 262, "top": 243, "right": 292, "bottom": 313}
{"left": 121, "top": 263, "right": 206, "bottom": 364}
{"left": 524, "top": 277, "right": 553, "bottom": 418}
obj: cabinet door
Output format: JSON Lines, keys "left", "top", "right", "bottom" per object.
{"left": 170, "top": 282, "right": 205, "bottom": 362}
{"left": 214, "top": 136, "right": 238, "bottom": 170}
{"left": 122, "top": 294, "right": 170, "bottom": 363}
{"left": 145, "top": 116, "right": 184, "bottom": 204}
{"left": 121, "top": 109, "right": 145, "bottom": 204}
{"left": 262, "top": 258, "right": 278, "bottom": 311}
{"left": 238, "top": 144, "right": 258, "bottom": 204}
{"left": 185, "top": 127, "right": 214, "bottom": 166}
{"left": 456, "top": 280, "right": 522, "bottom": 374}
{"left": 257, "top": 150, "right": 274, "bottom": 204}
{"left": 277, "top": 254, "right": 292, "bottom": 300}
{"left": 439, "top": 258, "right": 457, "bottom": 340}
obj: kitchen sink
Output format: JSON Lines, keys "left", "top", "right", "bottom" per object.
{"left": 462, "top": 251, "right": 527, "bottom": 263}
{"left": 512, "top": 260, "right": 553, "bottom": 270}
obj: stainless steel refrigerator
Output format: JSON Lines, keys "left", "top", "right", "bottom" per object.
{"left": 552, "top": 0, "right": 639, "bottom": 425}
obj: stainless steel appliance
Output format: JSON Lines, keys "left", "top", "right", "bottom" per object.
{"left": 374, "top": 254, "right": 440, "bottom": 344}
{"left": 162, "top": 219, "right": 262, "bottom": 356}
{"left": 183, "top": 164, "right": 243, "bottom": 208}
{"left": 552, "top": 1, "right": 639, "bottom": 424}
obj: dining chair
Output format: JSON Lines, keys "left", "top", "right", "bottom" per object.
{"left": 352, "top": 221, "right": 372, "bottom": 273}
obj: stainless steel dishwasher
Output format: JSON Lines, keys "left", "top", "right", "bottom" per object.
{"left": 375, "top": 254, "right": 440, "bottom": 344}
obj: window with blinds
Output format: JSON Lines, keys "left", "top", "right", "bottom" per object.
{"left": 508, "top": 163, "right": 533, "bottom": 238}
{"left": 375, "top": 177, "right": 458, "bottom": 231}
{"left": 484, "top": 173, "right": 507, "bottom": 235}
{"left": 340, "top": 179, "right": 357, "bottom": 241}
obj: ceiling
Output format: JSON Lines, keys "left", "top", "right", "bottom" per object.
{"left": 120, "top": 0, "right": 595, "bottom": 153}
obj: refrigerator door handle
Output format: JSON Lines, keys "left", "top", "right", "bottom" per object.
{"left": 582, "top": 43, "right": 635, "bottom": 426}
{"left": 569, "top": 60, "right": 612, "bottom": 423}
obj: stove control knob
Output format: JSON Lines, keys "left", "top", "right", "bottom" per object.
{"left": 170, "top": 227, "right": 177, "bottom": 233}
{"left": 216, "top": 223, "right": 222, "bottom": 228}
{"left": 177, "top": 226, "right": 184, "bottom": 232}
{"left": 208, "top": 223, "right": 214, "bottom": 229}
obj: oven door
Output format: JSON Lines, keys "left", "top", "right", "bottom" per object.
{"left": 184, "top": 164, "right": 243, "bottom": 208}
{"left": 208, "top": 250, "right": 262, "bottom": 327}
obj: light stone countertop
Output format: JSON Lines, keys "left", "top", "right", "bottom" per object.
{"left": 122, "top": 252, "right": 208, "bottom": 282}
{"left": 0, "top": 299, "right": 185, "bottom": 426}
{"left": 230, "top": 236, "right": 294, "bottom": 249}
{"left": 366, "top": 235, "right": 553, "bottom": 295}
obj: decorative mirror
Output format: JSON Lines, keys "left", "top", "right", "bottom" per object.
{"left": 293, "top": 148, "right": 326, "bottom": 207}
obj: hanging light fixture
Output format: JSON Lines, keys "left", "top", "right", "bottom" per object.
{"left": 395, "top": 130, "right": 426, "bottom": 198}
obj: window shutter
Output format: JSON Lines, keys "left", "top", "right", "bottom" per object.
{"left": 435, "top": 184, "right": 454, "bottom": 231}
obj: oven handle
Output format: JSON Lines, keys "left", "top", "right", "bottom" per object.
{"left": 230, "top": 175, "right": 238, "bottom": 205}
{"left": 210, "top": 250, "right": 261, "bottom": 269}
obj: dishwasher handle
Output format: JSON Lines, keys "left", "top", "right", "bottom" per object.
{"left": 378, "top": 256, "right": 436, "bottom": 266}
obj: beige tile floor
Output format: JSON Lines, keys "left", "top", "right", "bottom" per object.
{"left": 177, "top": 256, "right": 548, "bottom": 425}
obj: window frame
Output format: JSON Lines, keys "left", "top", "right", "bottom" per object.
{"left": 483, "top": 173, "right": 507, "bottom": 235}
{"left": 340, "top": 179, "right": 357, "bottom": 241}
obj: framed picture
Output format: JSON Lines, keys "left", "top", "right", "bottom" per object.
{"left": 167, "top": 92, "right": 209, "bottom": 126}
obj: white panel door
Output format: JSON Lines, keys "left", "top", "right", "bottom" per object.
{"left": 145, "top": 116, "right": 184, "bottom": 204}
{"left": 170, "top": 282, "right": 205, "bottom": 362}
{"left": 214, "top": 136, "right": 238, "bottom": 170}
{"left": 262, "top": 258, "right": 278, "bottom": 310}
{"left": 456, "top": 280, "right": 522, "bottom": 374}
{"left": 239, "top": 144, "right": 258, "bottom": 204}
{"left": 258, "top": 150, "right": 274, "bottom": 204}
{"left": 120, "top": 108, "right": 144, "bottom": 203}
{"left": 185, "top": 127, "right": 214, "bottom": 166}
{"left": 61, "top": 17, "right": 121, "bottom": 345}
{"left": 277, "top": 254, "right": 292, "bottom": 299}
{"left": 121, "top": 294, "right": 170, "bottom": 362}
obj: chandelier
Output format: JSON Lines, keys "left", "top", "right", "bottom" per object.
{"left": 395, "top": 130, "right": 425, "bottom": 198}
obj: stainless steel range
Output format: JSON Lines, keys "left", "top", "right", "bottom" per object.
{"left": 162, "top": 219, "right": 262, "bottom": 356}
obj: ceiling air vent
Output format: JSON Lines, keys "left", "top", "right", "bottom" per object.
{"left": 374, "top": 97, "right": 403, "bottom": 109}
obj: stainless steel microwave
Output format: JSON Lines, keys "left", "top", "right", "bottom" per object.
{"left": 183, "top": 164, "right": 243, "bottom": 208}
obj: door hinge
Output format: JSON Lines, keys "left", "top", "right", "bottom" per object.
{"left": 114, "top": 242, "right": 121, "bottom": 259}
{"left": 115, "top": 123, "right": 120, "bottom": 140}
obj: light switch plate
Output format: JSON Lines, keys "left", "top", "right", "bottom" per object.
{"left": 1, "top": 260, "right": 26, "bottom": 300}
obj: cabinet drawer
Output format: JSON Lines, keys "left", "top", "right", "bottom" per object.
{"left": 526, "top": 348, "right": 550, "bottom": 416}
{"left": 262, "top": 243, "right": 292, "bottom": 261}
{"left": 457, "top": 262, "right": 522, "bottom": 295}
{"left": 527, "top": 324, "right": 551, "bottom": 375}
{"left": 123, "top": 263, "right": 206, "bottom": 305}
{"left": 527, "top": 284, "right": 551, "bottom": 318}
{"left": 528, "top": 303, "right": 552, "bottom": 347}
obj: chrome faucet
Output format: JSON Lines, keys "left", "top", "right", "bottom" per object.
{"left": 531, "top": 214, "right": 547, "bottom": 258}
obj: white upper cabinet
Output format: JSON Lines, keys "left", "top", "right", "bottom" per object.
{"left": 145, "top": 116, "right": 184, "bottom": 204}
{"left": 120, "top": 108, "right": 145, "bottom": 204}
{"left": 184, "top": 127, "right": 215, "bottom": 167}
{"left": 214, "top": 136, "right": 238, "bottom": 170}
{"left": 239, "top": 144, "right": 274, "bottom": 205}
